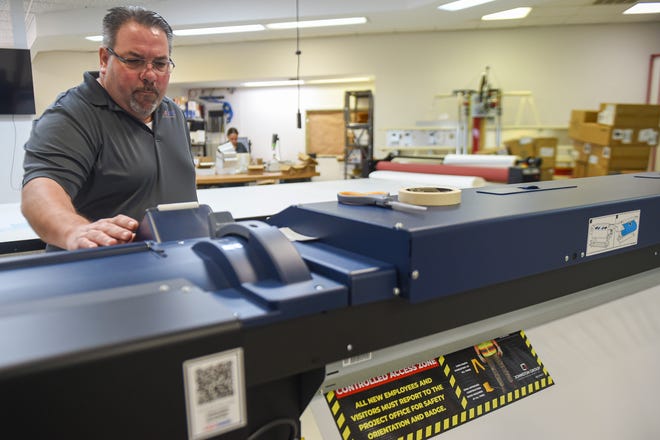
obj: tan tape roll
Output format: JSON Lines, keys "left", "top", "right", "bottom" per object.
{"left": 398, "top": 187, "right": 461, "bottom": 206}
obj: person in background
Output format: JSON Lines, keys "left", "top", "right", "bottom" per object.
{"left": 21, "top": 6, "right": 197, "bottom": 251}
{"left": 226, "top": 127, "right": 249, "bottom": 153}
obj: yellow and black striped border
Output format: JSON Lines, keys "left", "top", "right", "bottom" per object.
{"left": 437, "top": 354, "right": 468, "bottom": 411}
{"left": 325, "top": 390, "right": 353, "bottom": 440}
{"left": 520, "top": 330, "right": 552, "bottom": 379}
{"left": 398, "top": 376, "right": 555, "bottom": 440}
{"left": 324, "top": 331, "right": 554, "bottom": 440}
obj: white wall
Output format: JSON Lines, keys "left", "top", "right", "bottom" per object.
{"left": 30, "top": 22, "right": 660, "bottom": 147}
{"left": 0, "top": 51, "right": 98, "bottom": 203}
{"left": 0, "top": 116, "right": 32, "bottom": 203}
{"left": 170, "top": 22, "right": 659, "bottom": 149}
{"left": 229, "top": 83, "right": 371, "bottom": 162}
{"left": 31, "top": 50, "right": 99, "bottom": 113}
{"left": 170, "top": 82, "right": 371, "bottom": 162}
{"left": 1, "top": 22, "right": 658, "bottom": 202}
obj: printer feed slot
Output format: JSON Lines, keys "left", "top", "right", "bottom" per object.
{"left": 477, "top": 184, "right": 577, "bottom": 196}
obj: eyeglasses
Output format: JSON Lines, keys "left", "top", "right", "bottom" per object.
{"left": 105, "top": 47, "right": 175, "bottom": 75}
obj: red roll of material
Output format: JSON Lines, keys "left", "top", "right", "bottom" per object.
{"left": 375, "top": 161, "right": 509, "bottom": 183}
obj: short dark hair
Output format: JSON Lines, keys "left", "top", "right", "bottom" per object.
{"left": 102, "top": 6, "right": 174, "bottom": 54}
{"left": 227, "top": 127, "right": 239, "bottom": 136}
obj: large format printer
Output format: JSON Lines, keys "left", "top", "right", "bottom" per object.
{"left": 0, "top": 173, "right": 659, "bottom": 439}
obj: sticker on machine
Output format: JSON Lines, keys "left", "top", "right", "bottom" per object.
{"left": 324, "top": 331, "right": 553, "bottom": 440}
{"left": 183, "top": 348, "right": 247, "bottom": 440}
{"left": 586, "top": 210, "right": 640, "bottom": 257}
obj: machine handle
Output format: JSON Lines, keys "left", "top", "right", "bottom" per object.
{"left": 217, "top": 221, "right": 311, "bottom": 285}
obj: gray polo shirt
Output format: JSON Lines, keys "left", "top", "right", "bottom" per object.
{"left": 23, "top": 71, "right": 197, "bottom": 223}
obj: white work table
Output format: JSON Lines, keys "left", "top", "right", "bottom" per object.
{"left": 0, "top": 175, "right": 482, "bottom": 249}
{"left": 0, "top": 202, "right": 38, "bottom": 244}
{"left": 197, "top": 176, "right": 478, "bottom": 219}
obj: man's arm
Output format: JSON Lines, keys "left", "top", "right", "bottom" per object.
{"left": 21, "top": 177, "right": 138, "bottom": 250}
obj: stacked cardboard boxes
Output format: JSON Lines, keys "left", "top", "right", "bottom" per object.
{"left": 504, "top": 136, "right": 557, "bottom": 181}
{"left": 569, "top": 103, "right": 659, "bottom": 177}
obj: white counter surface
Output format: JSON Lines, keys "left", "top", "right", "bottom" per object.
{"left": 1, "top": 176, "right": 480, "bottom": 244}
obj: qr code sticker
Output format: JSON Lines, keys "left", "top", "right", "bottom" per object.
{"left": 195, "top": 360, "right": 234, "bottom": 405}
{"left": 184, "top": 348, "right": 246, "bottom": 439}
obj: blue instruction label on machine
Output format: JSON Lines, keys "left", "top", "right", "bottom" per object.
{"left": 586, "top": 210, "right": 640, "bottom": 257}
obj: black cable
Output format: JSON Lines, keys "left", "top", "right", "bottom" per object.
{"left": 295, "top": 0, "right": 302, "bottom": 128}
{"left": 246, "top": 417, "right": 299, "bottom": 440}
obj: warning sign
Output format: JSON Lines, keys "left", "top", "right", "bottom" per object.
{"left": 325, "top": 331, "right": 553, "bottom": 440}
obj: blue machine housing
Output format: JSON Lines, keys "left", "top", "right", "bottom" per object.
{"left": 1, "top": 173, "right": 660, "bottom": 440}
{"left": 0, "top": 222, "right": 354, "bottom": 327}
{"left": 268, "top": 173, "right": 660, "bottom": 303}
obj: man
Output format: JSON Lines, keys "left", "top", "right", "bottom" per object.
{"left": 22, "top": 6, "right": 197, "bottom": 251}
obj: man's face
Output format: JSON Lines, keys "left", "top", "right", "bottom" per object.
{"left": 228, "top": 133, "right": 239, "bottom": 145}
{"left": 99, "top": 21, "right": 170, "bottom": 122}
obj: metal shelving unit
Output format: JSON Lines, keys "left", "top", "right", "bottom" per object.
{"left": 344, "top": 90, "right": 374, "bottom": 179}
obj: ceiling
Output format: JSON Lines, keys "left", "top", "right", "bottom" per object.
{"left": 0, "top": 0, "right": 658, "bottom": 54}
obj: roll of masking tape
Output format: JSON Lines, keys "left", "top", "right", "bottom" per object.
{"left": 398, "top": 187, "right": 461, "bottom": 206}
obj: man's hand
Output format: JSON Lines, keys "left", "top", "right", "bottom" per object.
{"left": 65, "top": 215, "right": 138, "bottom": 250}
{"left": 22, "top": 178, "right": 140, "bottom": 251}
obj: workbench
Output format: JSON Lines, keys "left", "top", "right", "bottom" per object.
{"left": 0, "top": 176, "right": 470, "bottom": 253}
{"left": 195, "top": 169, "right": 320, "bottom": 187}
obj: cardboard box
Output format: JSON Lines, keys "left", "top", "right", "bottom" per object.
{"left": 606, "top": 145, "right": 651, "bottom": 169}
{"left": 540, "top": 168, "right": 554, "bottom": 181}
{"left": 534, "top": 137, "right": 557, "bottom": 169}
{"left": 586, "top": 165, "right": 647, "bottom": 177}
{"left": 572, "top": 160, "right": 587, "bottom": 178}
{"left": 569, "top": 110, "right": 598, "bottom": 139}
{"left": 575, "top": 123, "right": 658, "bottom": 147}
{"left": 586, "top": 144, "right": 652, "bottom": 175}
{"left": 570, "top": 104, "right": 660, "bottom": 148}
{"left": 576, "top": 123, "right": 625, "bottom": 146}
{"left": 570, "top": 109, "right": 599, "bottom": 124}
{"left": 598, "top": 103, "right": 660, "bottom": 126}
{"left": 504, "top": 137, "right": 535, "bottom": 158}
{"left": 585, "top": 160, "right": 608, "bottom": 177}
{"left": 572, "top": 140, "right": 592, "bottom": 162}
{"left": 505, "top": 137, "right": 556, "bottom": 168}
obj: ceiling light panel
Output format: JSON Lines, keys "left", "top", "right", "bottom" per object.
{"left": 623, "top": 2, "right": 660, "bottom": 14}
{"left": 174, "top": 24, "right": 265, "bottom": 36}
{"left": 242, "top": 79, "right": 305, "bottom": 87}
{"left": 482, "top": 7, "right": 533, "bottom": 20}
{"left": 266, "top": 17, "right": 367, "bottom": 29}
{"left": 438, "top": 0, "right": 496, "bottom": 12}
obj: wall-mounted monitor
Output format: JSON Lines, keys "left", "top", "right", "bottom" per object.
{"left": 0, "top": 48, "right": 36, "bottom": 115}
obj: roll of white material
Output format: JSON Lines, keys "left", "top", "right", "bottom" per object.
{"left": 443, "top": 154, "right": 518, "bottom": 168}
{"left": 368, "top": 170, "right": 485, "bottom": 188}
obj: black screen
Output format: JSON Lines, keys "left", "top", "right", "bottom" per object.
{"left": 0, "top": 48, "right": 36, "bottom": 115}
